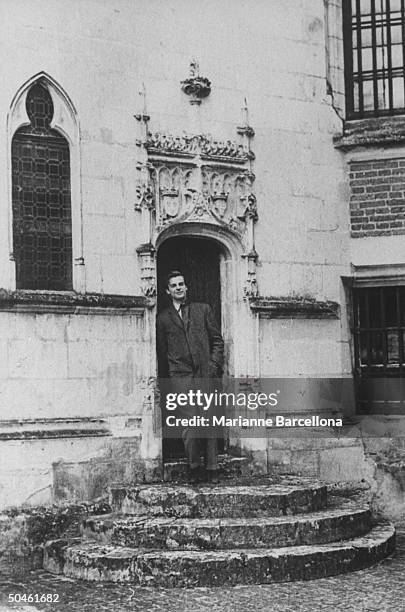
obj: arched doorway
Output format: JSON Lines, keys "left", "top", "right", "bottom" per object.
{"left": 156, "top": 235, "right": 225, "bottom": 460}
{"left": 157, "top": 236, "right": 221, "bottom": 320}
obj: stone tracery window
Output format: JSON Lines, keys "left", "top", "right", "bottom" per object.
{"left": 11, "top": 82, "right": 72, "bottom": 290}
{"left": 343, "top": 0, "right": 405, "bottom": 118}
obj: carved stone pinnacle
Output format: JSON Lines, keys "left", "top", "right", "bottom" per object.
{"left": 181, "top": 63, "right": 211, "bottom": 105}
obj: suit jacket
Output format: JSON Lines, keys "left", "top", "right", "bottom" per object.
{"left": 156, "top": 302, "right": 224, "bottom": 379}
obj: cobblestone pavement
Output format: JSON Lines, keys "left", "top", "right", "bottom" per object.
{"left": 1, "top": 523, "right": 405, "bottom": 612}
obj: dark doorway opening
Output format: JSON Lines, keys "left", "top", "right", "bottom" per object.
{"left": 157, "top": 236, "right": 224, "bottom": 460}
{"left": 157, "top": 236, "right": 221, "bottom": 322}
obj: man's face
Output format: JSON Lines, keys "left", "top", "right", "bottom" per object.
{"left": 166, "top": 275, "right": 187, "bottom": 302}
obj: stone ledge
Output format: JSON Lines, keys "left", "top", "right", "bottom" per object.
{"left": 249, "top": 297, "right": 340, "bottom": 319}
{"left": 351, "top": 263, "right": 405, "bottom": 286}
{"left": 0, "top": 289, "right": 152, "bottom": 315}
{"left": 0, "top": 418, "right": 111, "bottom": 441}
{"left": 334, "top": 116, "right": 405, "bottom": 150}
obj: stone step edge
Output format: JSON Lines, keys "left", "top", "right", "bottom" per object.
{"left": 164, "top": 454, "right": 247, "bottom": 467}
{"left": 163, "top": 455, "right": 251, "bottom": 481}
{"left": 109, "top": 481, "right": 327, "bottom": 517}
{"left": 110, "top": 474, "right": 326, "bottom": 490}
{"left": 86, "top": 504, "right": 371, "bottom": 527}
{"left": 44, "top": 523, "right": 395, "bottom": 585}
{"left": 82, "top": 500, "right": 371, "bottom": 534}
{"left": 110, "top": 482, "right": 327, "bottom": 497}
{"left": 81, "top": 503, "right": 372, "bottom": 549}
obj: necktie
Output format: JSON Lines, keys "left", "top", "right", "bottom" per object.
{"left": 180, "top": 304, "right": 187, "bottom": 325}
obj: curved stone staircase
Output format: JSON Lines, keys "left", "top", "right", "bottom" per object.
{"left": 43, "top": 471, "right": 395, "bottom": 587}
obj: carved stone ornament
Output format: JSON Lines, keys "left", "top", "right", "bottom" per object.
{"left": 161, "top": 189, "right": 180, "bottom": 218}
{"left": 136, "top": 243, "right": 157, "bottom": 298}
{"left": 237, "top": 125, "right": 255, "bottom": 138}
{"left": 145, "top": 132, "right": 249, "bottom": 163}
{"left": 185, "top": 191, "right": 210, "bottom": 218}
{"left": 244, "top": 276, "right": 259, "bottom": 299}
{"left": 181, "top": 60, "right": 211, "bottom": 105}
{"left": 135, "top": 97, "right": 260, "bottom": 300}
{"left": 143, "top": 131, "right": 257, "bottom": 239}
{"left": 238, "top": 193, "right": 258, "bottom": 221}
{"left": 135, "top": 181, "right": 155, "bottom": 211}
{"left": 243, "top": 250, "right": 259, "bottom": 299}
{"left": 211, "top": 192, "right": 228, "bottom": 219}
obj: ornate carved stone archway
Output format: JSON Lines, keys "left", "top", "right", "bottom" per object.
{"left": 134, "top": 109, "right": 258, "bottom": 305}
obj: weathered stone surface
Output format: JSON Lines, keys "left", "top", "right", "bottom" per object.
{"left": 0, "top": 498, "right": 110, "bottom": 578}
{"left": 0, "top": 290, "right": 150, "bottom": 310}
{"left": 109, "top": 481, "right": 327, "bottom": 519}
{"left": 334, "top": 116, "right": 405, "bottom": 149}
{"left": 81, "top": 500, "right": 371, "bottom": 550}
{"left": 41, "top": 476, "right": 395, "bottom": 587}
{"left": 48, "top": 523, "right": 395, "bottom": 586}
{"left": 64, "top": 542, "right": 138, "bottom": 583}
{"left": 164, "top": 455, "right": 250, "bottom": 482}
{"left": 43, "top": 537, "right": 81, "bottom": 574}
{"left": 53, "top": 438, "right": 162, "bottom": 504}
{"left": 249, "top": 297, "right": 339, "bottom": 319}
{"left": 3, "top": 523, "right": 405, "bottom": 611}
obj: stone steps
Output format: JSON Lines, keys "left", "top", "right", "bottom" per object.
{"left": 109, "top": 479, "right": 327, "bottom": 518}
{"left": 81, "top": 499, "right": 371, "bottom": 550}
{"left": 43, "top": 523, "right": 395, "bottom": 586}
{"left": 42, "top": 473, "right": 395, "bottom": 586}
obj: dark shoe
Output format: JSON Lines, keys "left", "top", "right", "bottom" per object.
{"left": 188, "top": 467, "right": 200, "bottom": 485}
{"left": 206, "top": 469, "right": 219, "bottom": 484}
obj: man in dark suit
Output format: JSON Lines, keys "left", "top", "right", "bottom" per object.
{"left": 157, "top": 270, "right": 224, "bottom": 483}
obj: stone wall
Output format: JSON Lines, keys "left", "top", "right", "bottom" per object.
{"left": 258, "top": 318, "right": 351, "bottom": 378}
{"left": 0, "top": 307, "right": 161, "bottom": 509}
{"left": 0, "top": 0, "right": 350, "bottom": 303}
{"left": 0, "top": 0, "right": 380, "bottom": 508}
{"left": 0, "top": 310, "right": 147, "bottom": 421}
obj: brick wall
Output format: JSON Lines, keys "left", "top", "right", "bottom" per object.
{"left": 349, "top": 158, "right": 405, "bottom": 237}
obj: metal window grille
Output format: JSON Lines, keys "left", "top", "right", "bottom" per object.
{"left": 353, "top": 286, "right": 405, "bottom": 375}
{"left": 343, "top": 0, "right": 405, "bottom": 118}
{"left": 12, "top": 83, "right": 72, "bottom": 290}
{"left": 353, "top": 286, "right": 405, "bottom": 412}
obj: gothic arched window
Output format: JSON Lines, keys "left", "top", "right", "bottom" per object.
{"left": 12, "top": 82, "right": 72, "bottom": 290}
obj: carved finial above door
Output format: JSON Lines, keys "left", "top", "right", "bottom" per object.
{"left": 181, "top": 60, "right": 211, "bottom": 105}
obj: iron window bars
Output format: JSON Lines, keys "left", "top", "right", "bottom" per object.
{"left": 353, "top": 285, "right": 405, "bottom": 375}
{"left": 353, "top": 286, "right": 405, "bottom": 412}
{"left": 343, "top": 0, "right": 405, "bottom": 118}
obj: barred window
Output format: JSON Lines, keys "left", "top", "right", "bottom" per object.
{"left": 12, "top": 83, "right": 72, "bottom": 290}
{"left": 353, "top": 286, "right": 405, "bottom": 375}
{"left": 343, "top": 0, "right": 405, "bottom": 118}
{"left": 353, "top": 286, "right": 405, "bottom": 413}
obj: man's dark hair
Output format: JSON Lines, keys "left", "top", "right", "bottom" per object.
{"left": 166, "top": 270, "right": 185, "bottom": 288}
